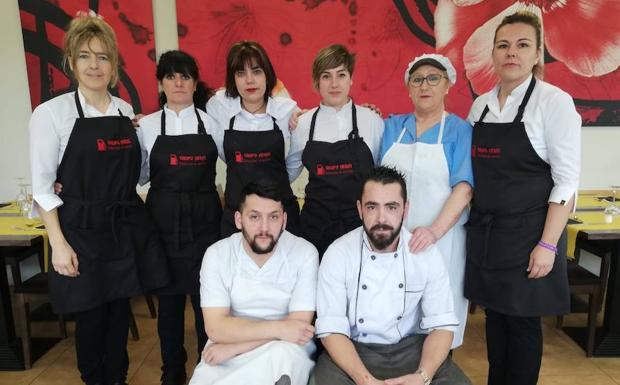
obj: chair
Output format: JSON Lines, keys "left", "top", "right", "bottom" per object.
{"left": 556, "top": 236, "right": 612, "bottom": 357}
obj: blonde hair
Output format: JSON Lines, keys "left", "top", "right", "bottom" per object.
{"left": 63, "top": 14, "right": 120, "bottom": 87}
{"left": 311, "top": 44, "right": 355, "bottom": 89}
{"left": 494, "top": 10, "right": 544, "bottom": 78}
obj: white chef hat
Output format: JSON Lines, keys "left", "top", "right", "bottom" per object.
{"left": 404, "top": 53, "right": 457, "bottom": 85}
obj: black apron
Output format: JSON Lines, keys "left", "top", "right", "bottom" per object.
{"left": 464, "top": 77, "right": 569, "bottom": 317}
{"left": 221, "top": 114, "right": 299, "bottom": 237}
{"left": 52, "top": 92, "right": 170, "bottom": 314}
{"left": 299, "top": 104, "right": 374, "bottom": 256}
{"left": 145, "top": 108, "right": 222, "bottom": 295}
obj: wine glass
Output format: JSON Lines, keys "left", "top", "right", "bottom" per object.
{"left": 15, "top": 179, "right": 32, "bottom": 217}
{"left": 603, "top": 184, "right": 620, "bottom": 218}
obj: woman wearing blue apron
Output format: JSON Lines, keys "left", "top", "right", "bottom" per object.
{"left": 206, "top": 41, "right": 300, "bottom": 238}
{"left": 137, "top": 51, "right": 221, "bottom": 385}
{"left": 30, "top": 15, "right": 169, "bottom": 385}
{"left": 381, "top": 54, "right": 473, "bottom": 349}
{"left": 289, "top": 44, "right": 383, "bottom": 257}
{"left": 465, "top": 11, "right": 580, "bottom": 385}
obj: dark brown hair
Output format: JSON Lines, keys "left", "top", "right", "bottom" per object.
{"left": 225, "top": 41, "right": 276, "bottom": 102}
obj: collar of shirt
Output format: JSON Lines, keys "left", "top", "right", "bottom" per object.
{"left": 360, "top": 227, "right": 405, "bottom": 260}
{"left": 227, "top": 96, "right": 292, "bottom": 121}
{"left": 318, "top": 98, "right": 352, "bottom": 115}
{"left": 164, "top": 104, "right": 195, "bottom": 119}
{"left": 487, "top": 74, "right": 533, "bottom": 117}
{"left": 77, "top": 88, "right": 121, "bottom": 117}
{"left": 235, "top": 231, "right": 288, "bottom": 278}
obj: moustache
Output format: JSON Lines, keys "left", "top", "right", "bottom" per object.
{"left": 370, "top": 224, "right": 394, "bottom": 232}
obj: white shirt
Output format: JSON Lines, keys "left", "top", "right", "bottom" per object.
{"left": 200, "top": 231, "right": 319, "bottom": 316}
{"left": 206, "top": 90, "right": 300, "bottom": 181}
{"left": 316, "top": 227, "right": 458, "bottom": 345}
{"left": 29, "top": 90, "right": 135, "bottom": 212}
{"left": 288, "top": 100, "right": 385, "bottom": 180}
{"left": 467, "top": 75, "right": 581, "bottom": 206}
{"left": 136, "top": 104, "right": 219, "bottom": 185}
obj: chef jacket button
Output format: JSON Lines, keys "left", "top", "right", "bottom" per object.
{"left": 359, "top": 318, "right": 364, "bottom": 324}
{"left": 362, "top": 284, "right": 367, "bottom": 290}
{"left": 394, "top": 253, "right": 398, "bottom": 258}
{"left": 362, "top": 333, "right": 367, "bottom": 337}
{"left": 397, "top": 316, "right": 402, "bottom": 320}
{"left": 399, "top": 283, "right": 404, "bottom": 288}
{"left": 371, "top": 255, "right": 376, "bottom": 260}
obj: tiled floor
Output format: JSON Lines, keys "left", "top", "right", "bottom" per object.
{"left": 2, "top": 297, "right": 620, "bottom": 385}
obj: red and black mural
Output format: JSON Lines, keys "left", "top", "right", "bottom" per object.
{"left": 19, "top": 0, "right": 158, "bottom": 113}
{"left": 177, "top": 0, "right": 620, "bottom": 126}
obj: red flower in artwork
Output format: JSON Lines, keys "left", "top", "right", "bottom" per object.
{"left": 434, "top": 0, "right": 620, "bottom": 95}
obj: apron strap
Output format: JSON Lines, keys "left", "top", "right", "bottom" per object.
{"left": 347, "top": 103, "right": 360, "bottom": 141}
{"left": 309, "top": 108, "right": 319, "bottom": 141}
{"left": 436, "top": 111, "right": 446, "bottom": 144}
{"left": 478, "top": 77, "right": 537, "bottom": 123}
{"left": 74, "top": 91, "right": 85, "bottom": 119}
{"left": 160, "top": 108, "right": 167, "bottom": 135}
{"left": 513, "top": 76, "right": 536, "bottom": 123}
{"left": 195, "top": 108, "right": 207, "bottom": 134}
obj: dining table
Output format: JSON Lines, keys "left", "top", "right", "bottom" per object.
{"left": 564, "top": 194, "right": 620, "bottom": 356}
{"left": 0, "top": 206, "right": 53, "bottom": 370}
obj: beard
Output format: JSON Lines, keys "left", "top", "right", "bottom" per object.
{"left": 363, "top": 219, "right": 403, "bottom": 251}
{"left": 242, "top": 228, "right": 283, "bottom": 255}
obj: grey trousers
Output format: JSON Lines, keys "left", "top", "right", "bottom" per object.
{"left": 313, "top": 335, "right": 471, "bottom": 385}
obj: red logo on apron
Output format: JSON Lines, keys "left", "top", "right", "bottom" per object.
{"left": 316, "top": 164, "right": 325, "bottom": 176}
{"left": 316, "top": 163, "right": 354, "bottom": 176}
{"left": 475, "top": 146, "right": 502, "bottom": 159}
{"left": 97, "top": 139, "right": 107, "bottom": 152}
{"left": 235, "top": 151, "right": 243, "bottom": 163}
{"left": 169, "top": 154, "right": 178, "bottom": 166}
{"left": 471, "top": 145, "right": 476, "bottom": 158}
{"left": 234, "top": 151, "right": 272, "bottom": 163}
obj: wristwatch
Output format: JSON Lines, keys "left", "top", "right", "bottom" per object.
{"left": 415, "top": 368, "right": 431, "bottom": 385}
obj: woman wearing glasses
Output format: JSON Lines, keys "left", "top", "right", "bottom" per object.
{"left": 380, "top": 54, "right": 472, "bottom": 349}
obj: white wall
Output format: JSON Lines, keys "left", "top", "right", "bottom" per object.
{"left": 0, "top": 0, "right": 617, "bottom": 202}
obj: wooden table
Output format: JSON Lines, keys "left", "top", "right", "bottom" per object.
{"left": 564, "top": 228, "right": 620, "bottom": 356}
{"left": 0, "top": 235, "right": 44, "bottom": 370}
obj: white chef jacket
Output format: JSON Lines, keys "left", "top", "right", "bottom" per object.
{"left": 315, "top": 227, "right": 458, "bottom": 345}
{"left": 467, "top": 75, "right": 581, "bottom": 206}
{"left": 205, "top": 90, "right": 300, "bottom": 182}
{"left": 200, "top": 231, "right": 318, "bottom": 316}
{"left": 288, "top": 100, "right": 384, "bottom": 180}
{"left": 29, "top": 90, "right": 135, "bottom": 212}
{"left": 136, "top": 104, "right": 219, "bottom": 185}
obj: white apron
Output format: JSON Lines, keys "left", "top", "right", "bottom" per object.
{"left": 381, "top": 112, "right": 468, "bottom": 348}
{"left": 189, "top": 247, "right": 315, "bottom": 385}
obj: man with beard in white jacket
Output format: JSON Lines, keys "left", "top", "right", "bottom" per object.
{"left": 189, "top": 179, "right": 318, "bottom": 385}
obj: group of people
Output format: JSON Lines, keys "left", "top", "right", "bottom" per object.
{"left": 29, "top": 8, "right": 580, "bottom": 385}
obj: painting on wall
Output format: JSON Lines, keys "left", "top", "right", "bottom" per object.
{"left": 19, "top": 0, "right": 158, "bottom": 113}
{"left": 177, "top": 0, "right": 620, "bottom": 126}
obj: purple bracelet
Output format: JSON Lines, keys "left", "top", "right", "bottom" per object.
{"left": 537, "top": 240, "right": 558, "bottom": 253}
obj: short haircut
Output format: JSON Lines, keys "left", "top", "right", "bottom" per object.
{"left": 63, "top": 14, "right": 120, "bottom": 87}
{"left": 494, "top": 10, "right": 543, "bottom": 77}
{"left": 225, "top": 41, "right": 276, "bottom": 102}
{"left": 311, "top": 44, "right": 355, "bottom": 88}
{"left": 156, "top": 50, "right": 213, "bottom": 108}
{"left": 238, "top": 179, "right": 284, "bottom": 211}
{"left": 361, "top": 166, "right": 407, "bottom": 202}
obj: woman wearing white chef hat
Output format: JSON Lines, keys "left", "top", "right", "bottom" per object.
{"left": 380, "top": 53, "right": 472, "bottom": 349}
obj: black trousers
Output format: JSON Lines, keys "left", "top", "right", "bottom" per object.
{"left": 157, "top": 294, "right": 207, "bottom": 375}
{"left": 485, "top": 308, "right": 542, "bottom": 385}
{"left": 74, "top": 298, "right": 130, "bottom": 385}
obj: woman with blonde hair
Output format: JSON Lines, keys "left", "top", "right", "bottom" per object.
{"left": 30, "top": 12, "right": 169, "bottom": 385}
{"left": 465, "top": 11, "right": 580, "bottom": 385}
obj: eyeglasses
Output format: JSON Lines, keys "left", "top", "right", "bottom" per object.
{"left": 408, "top": 74, "right": 448, "bottom": 87}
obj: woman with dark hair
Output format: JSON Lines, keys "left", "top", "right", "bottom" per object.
{"left": 30, "top": 13, "right": 169, "bottom": 384}
{"left": 137, "top": 50, "right": 222, "bottom": 385}
{"left": 465, "top": 11, "right": 580, "bottom": 385}
{"left": 206, "top": 40, "right": 301, "bottom": 237}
